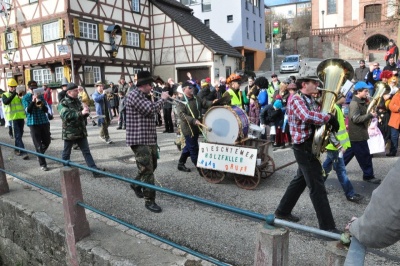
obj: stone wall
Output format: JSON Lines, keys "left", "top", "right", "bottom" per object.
{"left": 0, "top": 198, "right": 67, "bottom": 266}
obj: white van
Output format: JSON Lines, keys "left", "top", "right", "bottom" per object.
{"left": 280, "top": 55, "right": 302, "bottom": 73}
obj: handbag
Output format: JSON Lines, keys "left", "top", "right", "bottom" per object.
{"left": 367, "top": 118, "right": 385, "bottom": 154}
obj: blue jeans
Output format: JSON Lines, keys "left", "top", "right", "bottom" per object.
{"left": 323, "top": 150, "right": 356, "bottom": 198}
{"left": 62, "top": 137, "right": 97, "bottom": 168}
{"left": 389, "top": 126, "right": 399, "bottom": 155}
{"left": 343, "top": 140, "right": 375, "bottom": 180}
{"left": 12, "top": 119, "right": 26, "bottom": 154}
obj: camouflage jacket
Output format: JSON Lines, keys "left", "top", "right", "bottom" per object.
{"left": 58, "top": 95, "right": 88, "bottom": 140}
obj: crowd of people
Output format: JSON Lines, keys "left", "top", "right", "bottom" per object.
{"left": 1, "top": 65, "right": 399, "bottom": 249}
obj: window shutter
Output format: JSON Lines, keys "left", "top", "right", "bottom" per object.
{"left": 1, "top": 33, "right": 6, "bottom": 50}
{"left": 13, "top": 31, "right": 18, "bottom": 48}
{"left": 73, "top": 18, "right": 80, "bottom": 38}
{"left": 63, "top": 66, "right": 71, "bottom": 81}
{"left": 59, "top": 19, "right": 64, "bottom": 38}
{"left": 99, "top": 23, "right": 104, "bottom": 42}
{"left": 24, "top": 69, "right": 31, "bottom": 86}
{"left": 121, "top": 29, "right": 127, "bottom": 46}
{"left": 31, "top": 25, "right": 42, "bottom": 44}
{"left": 140, "top": 32, "right": 145, "bottom": 49}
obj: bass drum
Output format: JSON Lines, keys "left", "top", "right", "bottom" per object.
{"left": 203, "top": 106, "right": 249, "bottom": 144}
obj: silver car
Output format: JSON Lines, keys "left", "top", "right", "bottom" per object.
{"left": 280, "top": 55, "right": 301, "bottom": 73}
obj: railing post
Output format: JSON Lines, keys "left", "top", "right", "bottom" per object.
{"left": 325, "top": 241, "right": 347, "bottom": 266}
{"left": 0, "top": 146, "right": 10, "bottom": 195}
{"left": 60, "top": 167, "right": 90, "bottom": 266}
{"left": 254, "top": 223, "right": 289, "bottom": 266}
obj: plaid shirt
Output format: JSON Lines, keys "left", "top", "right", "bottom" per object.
{"left": 22, "top": 93, "right": 49, "bottom": 126}
{"left": 287, "top": 93, "right": 330, "bottom": 144}
{"left": 125, "top": 89, "right": 164, "bottom": 146}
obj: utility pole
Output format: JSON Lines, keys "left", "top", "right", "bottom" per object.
{"left": 271, "top": 20, "right": 274, "bottom": 72}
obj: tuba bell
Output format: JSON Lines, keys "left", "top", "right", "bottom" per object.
{"left": 311, "top": 58, "right": 354, "bottom": 156}
{"left": 366, "top": 81, "right": 390, "bottom": 113}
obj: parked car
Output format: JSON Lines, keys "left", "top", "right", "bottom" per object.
{"left": 280, "top": 55, "right": 302, "bottom": 73}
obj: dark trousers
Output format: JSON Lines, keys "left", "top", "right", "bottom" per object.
{"left": 100, "top": 120, "right": 110, "bottom": 139}
{"left": 163, "top": 108, "right": 173, "bottom": 132}
{"left": 343, "top": 140, "right": 375, "bottom": 179}
{"left": 276, "top": 140, "right": 336, "bottom": 230}
{"left": 62, "top": 137, "right": 97, "bottom": 168}
{"left": 29, "top": 123, "right": 51, "bottom": 167}
{"left": 131, "top": 145, "right": 158, "bottom": 203}
{"left": 12, "top": 119, "right": 26, "bottom": 154}
{"left": 179, "top": 134, "right": 199, "bottom": 166}
{"left": 389, "top": 126, "right": 400, "bottom": 155}
{"left": 118, "top": 111, "right": 126, "bottom": 128}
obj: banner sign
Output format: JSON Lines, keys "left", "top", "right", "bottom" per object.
{"left": 197, "top": 142, "right": 257, "bottom": 176}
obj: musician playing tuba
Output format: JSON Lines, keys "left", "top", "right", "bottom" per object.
{"left": 274, "top": 74, "right": 340, "bottom": 232}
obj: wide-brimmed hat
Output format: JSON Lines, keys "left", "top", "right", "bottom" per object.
{"left": 296, "top": 75, "right": 320, "bottom": 83}
{"left": 136, "top": 71, "right": 155, "bottom": 86}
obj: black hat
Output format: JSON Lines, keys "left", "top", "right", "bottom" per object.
{"left": 136, "top": 71, "right": 154, "bottom": 86}
{"left": 27, "top": 80, "right": 38, "bottom": 88}
{"left": 67, "top": 82, "right": 78, "bottom": 91}
{"left": 182, "top": 81, "right": 196, "bottom": 89}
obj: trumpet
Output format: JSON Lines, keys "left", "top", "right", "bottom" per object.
{"left": 151, "top": 90, "right": 187, "bottom": 105}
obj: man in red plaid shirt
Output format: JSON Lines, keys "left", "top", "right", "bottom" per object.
{"left": 125, "top": 71, "right": 169, "bottom": 213}
{"left": 274, "top": 75, "right": 340, "bottom": 232}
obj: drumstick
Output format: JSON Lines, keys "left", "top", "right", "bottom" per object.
{"left": 197, "top": 122, "right": 212, "bottom": 132}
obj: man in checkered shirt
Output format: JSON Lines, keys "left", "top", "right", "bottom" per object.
{"left": 274, "top": 75, "right": 341, "bottom": 233}
{"left": 125, "top": 70, "right": 169, "bottom": 213}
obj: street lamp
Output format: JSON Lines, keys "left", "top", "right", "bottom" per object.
{"left": 66, "top": 33, "right": 75, "bottom": 83}
{"left": 321, "top": 10, "right": 325, "bottom": 29}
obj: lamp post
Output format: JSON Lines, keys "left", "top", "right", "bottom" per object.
{"left": 321, "top": 10, "right": 325, "bottom": 29}
{"left": 66, "top": 33, "right": 75, "bottom": 83}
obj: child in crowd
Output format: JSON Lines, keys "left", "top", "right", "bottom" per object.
{"left": 268, "top": 99, "right": 285, "bottom": 149}
{"left": 248, "top": 95, "right": 260, "bottom": 125}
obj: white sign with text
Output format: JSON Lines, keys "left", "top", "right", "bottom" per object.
{"left": 197, "top": 142, "right": 257, "bottom": 176}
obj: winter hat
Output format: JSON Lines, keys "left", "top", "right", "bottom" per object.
{"left": 205, "top": 77, "right": 211, "bottom": 83}
{"left": 136, "top": 70, "right": 155, "bottom": 86}
{"left": 273, "top": 100, "right": 283, "bottom": 109}
{"left": 66, "top": 83, "right": 78, "bottom": 91}
{"left": 380, "top": 70, "right": 393, "bottom": 80}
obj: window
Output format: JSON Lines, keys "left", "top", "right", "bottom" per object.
{"left": 126, "top": 31, "right": 140, "bottom": 47}
{"left": 79, "top": 21, "right": 98, "bottom": 40}
{"left": 253, "top": 21, "right": 256, "bottom": 41}
{"left": 204, "top": 19, "right": 210, "bottom": 28}
{"left": 259, "top": 23, "right": 262, "bottom": 43}
{"left": 84, "top": 66, "right": 101, "bottom": 84}
{"left": 6, "top": 32, "right": 14, "bottom": 49}
{"left": 327, "top": 0, "right": 336, "bottom": 14}
{"left": 246, "top": 18, "right": 249, "bottom": 39}
{"left": 55, "top": 67, "right": 64, "bottom": 82}
{"left": 132, "top": 0, "right": 140, "bottom": 12}
{"left": 33, "top": 69, "right": 52, "bottom": 85}
{"left": 43, "top": 21, "right": 59, "bottom": 42}
{"left": 245, "top": 0, "right": 248, "bottom": 10}
{"left": 180, "top": 0, "right": 198, "bottom": 5}
{"left": 227, "top": 15, "right": 233, "bottom": 23}
{"left": 225, "top": 67, "right": 231, "bottom": 78}
{"left": 29, "top": 0, "right": 38, "bottom": 3}
{"left": 201, "top": 0, "right": 211, "bottom": 12}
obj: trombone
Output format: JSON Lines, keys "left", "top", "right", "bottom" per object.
{"left": 151, "top": 90, "right": 187, "bottom": 105}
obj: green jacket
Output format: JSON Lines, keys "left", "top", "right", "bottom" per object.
{"left": 348, "top": 96, "right": 373, "bottom": 141}
{"left": 177, "top": 95, "right": 211, "bottom": 137}
{"left": 58, "top": 95, "right": 88, "bottom": 140}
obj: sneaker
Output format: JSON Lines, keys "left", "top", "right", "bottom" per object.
{"left": 106, "top": 138, "right": 113, "bottom": 144}
{"left": 22, "top": 154, "right": 29, "bottom": 160}
{"left": 116, "top": 127, "right": 122, "bottom": 130}
{"left": 346, "top": 193, "right": 363, "bottom": 203}
{"left": 363, "top": 178, "right": 381, "bottom": 184}
{"left": 41, "top": 166, "right": 49, "bottom": 171}
{"left": 274, "top": 211, "right": 300, "bottom": 222}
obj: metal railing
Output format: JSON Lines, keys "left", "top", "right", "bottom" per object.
{"left": 0, "top": 141, "right": 366, "bottom": 265}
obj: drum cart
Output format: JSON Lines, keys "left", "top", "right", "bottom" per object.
{"left": 200, "top": 139, "right": 276, "bottom": 190}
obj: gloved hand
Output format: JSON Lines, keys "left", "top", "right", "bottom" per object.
{"left": 327, "top": 113, "right": 339, "bottom": 133}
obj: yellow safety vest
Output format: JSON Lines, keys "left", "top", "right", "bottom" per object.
{"left": 3, "top": 92, "right": 26, "bottom": 121}
{"left": 326, "top": 104, "right": 351, "bottom": 150}
{"left": 227, "top": 89, "right": 242, "bottom": 108}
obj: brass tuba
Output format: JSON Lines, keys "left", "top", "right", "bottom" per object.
{"left": 311, "top": 58, "right": 354, "bottom": 156}
{"left": 366, "top": 81, "right": 390, "bottom": 113}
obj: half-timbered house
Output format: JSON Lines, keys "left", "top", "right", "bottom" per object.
{"left": 0, "top": 0, "right": 241, "bottom": 98}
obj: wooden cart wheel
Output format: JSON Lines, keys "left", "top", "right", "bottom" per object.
{"left": 260, "top": 155, "right": 275, "bottom": 179}
{"left": 201, "top": 169, "right": 225, "bottom": 184}
{"left": 233, "top": 168, "right": 261, "bottom": 190}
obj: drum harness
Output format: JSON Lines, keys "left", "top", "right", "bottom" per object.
{"left": 182, "top": 94, "right": 208, "bottom": 141}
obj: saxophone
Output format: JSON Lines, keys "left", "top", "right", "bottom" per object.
{"left": 311, "top": 58, "right": 354, "bottom": 156}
